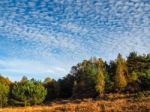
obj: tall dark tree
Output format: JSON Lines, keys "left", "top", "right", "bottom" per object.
{"left": 57, "top": 74, "right": 74, "bottom": 98}
{"left": 106, "top": 61, "right": 116, "bottom": 91}
{"left": 43, "top": 77, "right": 58, "bottom": 101}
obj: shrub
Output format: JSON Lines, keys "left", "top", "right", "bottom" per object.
{"left": 142, "top": 91, "right": 150, "bottom": 97}
{"left": 104, "top": 93, "right": 114, "bottom": 100}
{"left": 10, "top": 79, "right": 47, "bottom": 106}
{"left": 134, "top": 92, "right": 145, "bottom": 99}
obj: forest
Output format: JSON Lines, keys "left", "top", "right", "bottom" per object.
{"left": 0, "top": 52, "right": 150, "bottom": 107}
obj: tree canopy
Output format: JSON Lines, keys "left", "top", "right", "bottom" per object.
{"left": 0, "top": 52, "right": 150, "bottom": 106}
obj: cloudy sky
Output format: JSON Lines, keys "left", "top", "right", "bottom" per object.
{"left": 0, "top": 0, "right": 150, "bottom": 81}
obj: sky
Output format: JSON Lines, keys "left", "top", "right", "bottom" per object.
{"left": 0, "top": 0, "right": 150, "bottom": 81}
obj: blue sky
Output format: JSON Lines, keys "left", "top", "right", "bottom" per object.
{"left": 0, "top": 0, "right": 150, "bottom": 81}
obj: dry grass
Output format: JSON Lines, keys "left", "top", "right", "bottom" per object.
{"left": 1, "top": 94, "right": 150, "bottom": 112}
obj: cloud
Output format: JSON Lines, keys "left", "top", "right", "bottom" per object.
{"left": 0, "top": 58, "right": 67, "bottom": 78}
{"left": 0, "top": 0, "right": 149, "bottom": 80}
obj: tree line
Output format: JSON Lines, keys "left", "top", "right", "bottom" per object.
{"left": 0, "top": 52, "right": 150, "bottom": 107}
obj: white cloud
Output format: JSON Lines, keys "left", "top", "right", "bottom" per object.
{"left": 0, "top": 58, "right": 67, "bottom": 76}
{"left": 0, "top": 0, "right": 150, "bottom": 80}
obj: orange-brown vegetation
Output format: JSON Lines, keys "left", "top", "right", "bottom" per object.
{"left": 1, "top": 94, "right": 150, "bottom": 112}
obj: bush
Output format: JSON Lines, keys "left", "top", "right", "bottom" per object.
{"left": 125, "top": 81, "right": 140, "bottom": 93}
{"left": 138, "top": 75, "right": 150, "bottom": 91}
{"left": 104, "top": 93, "right": 114, "bottom": 100}
{"left": 142, "top": 91, "right": 150, "bottom": 97}
{"left": 134, "top": 92, "right": 145, "bottom": 99}
{"left": 10, "top": 79, "right": 47, "bottom": 106}
{"left": 0, "top": 83, "right": 10, "bottom": 107}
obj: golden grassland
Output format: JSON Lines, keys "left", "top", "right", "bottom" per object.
{"left": 1, "top": 94, "right": 150, "bottom": 112}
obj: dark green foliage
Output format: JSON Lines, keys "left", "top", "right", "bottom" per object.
{"left": 106, "top": 61, "right": 116, "bottom": 91}
{"left": 127, "top": 52, "right": 150, "bottom": 77}
{"left": 138, "top": 73, "right": 150, "bottom": 91}
{"left": 127, "top": 52, "right": 150, "bottom": 91}
{"left": 43, "top": 77, "right": 58, "bottom": 100}
{"left": 72, "top": 60, "right": 98, "bottom": 98}
{"left": 10, "top": 78, "right": 47, "bottom": 106}
{"left": 57, "top": 74, "right": 74, "bottom": 98}
{"left": 125, "top": 80, "right": 140, "bottom": 92}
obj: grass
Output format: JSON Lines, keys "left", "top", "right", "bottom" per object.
{"left": 1, "top": 94, "right": 150, "bottom": 112}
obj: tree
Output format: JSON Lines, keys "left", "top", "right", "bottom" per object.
{"left": 0, "top": 75, "right": 11, "bottom": 107}
{"left": 0, "top": 75, "right": 11, "bottom": 86}
{"left": 43, "top": 77, "right": 58, "bottom": 101}
{"left": 114, "top": 54, "right": 128, "bottom": 91}
{"left": 127, "top": 52, "right": 150, "bottom": 77}
{"left": 72, "top": 58, "right": 106, "bottom": 98}
{"left": 138, "top": 69, "right": 150, "bottom": 91}
{"left": 11, "top": 78, "right": 47, "bottom": 106}
{"left": 0, "top": 83, "right": 10, "bottom": 107}
{"left": 57, "top": 74, "right": 74, "bottom": 98}
{"left": 95, "top": 58, "right": 105, "bottom": 97}
{"left": 72, "top": 60, "right": 98, "bottom": 98}
{"left": 20, "top": 76, "right": 28, "bottom": 83}
{"left": 106, "top": 61, "right": 116, "bottom": 91}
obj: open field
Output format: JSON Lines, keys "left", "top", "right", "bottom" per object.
{"left": 1, "top": 95, "right": 150, "bottom": 112}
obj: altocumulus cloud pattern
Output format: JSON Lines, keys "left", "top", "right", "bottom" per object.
{"left": 0, "top": 0, "right": 150, "bottom": 80}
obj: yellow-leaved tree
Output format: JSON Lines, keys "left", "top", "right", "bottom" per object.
{"left": 115, "top": 54, "right": 128, "bottom": 91}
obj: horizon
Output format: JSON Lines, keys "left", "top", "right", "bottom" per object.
{"left": 0, "top": 0, "right": 150, "bottom": 81}
{"left": 0, "top": 52, "right": 149, "bottom": 81}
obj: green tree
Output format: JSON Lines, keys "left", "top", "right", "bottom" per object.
{"left": 20, "top": 76, "right": 28, "bottom": 83}
{"left": 127, "top": 52, "right": 150, "bottom": 77}
{"left": 138, "top": 69, "right": 150, "bottom": 91}
{"left": 0, "top": 75, "right": 11, "bottom": 107}
{"left": 0, "top": 83, "right": 10, "bottom": 107}
{"left": 106, "top": 61, "right": 116, "bottom": 91}
{"left": 72, "top": 60, "right": 98, "bottom": 98}
{"left": 43, "top": 77, "right": 58, "bottom": 101}
{"left": 11, "top": 77, "right": 47, "bottom": 106}
{"left": 57, "top": 74, "right": 74, "bottom": 98}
